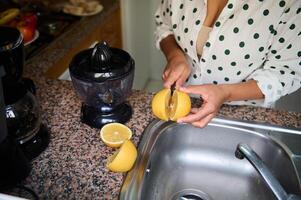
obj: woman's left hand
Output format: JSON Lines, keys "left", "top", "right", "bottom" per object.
{"left": 177, "top": 84, "right": 230, "bottom": 128}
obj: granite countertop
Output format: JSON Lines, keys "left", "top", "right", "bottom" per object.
{"left": 8, "top": 0, "right": 301, "bottom": 199}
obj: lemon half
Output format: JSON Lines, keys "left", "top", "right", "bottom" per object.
{"left": 106, "top": 140, "right": 137, "bottom": 172}
{"left": 100, "top": 123, "right": 132, "bottom": 148}
{"left": 151, "top": 88, "right": 191, "bottom": 121}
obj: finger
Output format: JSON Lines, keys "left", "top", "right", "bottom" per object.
{"left": 164, "top": 72, "right": 179, "bottom": 88}
{"left": 191, "top": 108, "right": 199, "bottom": 113}
{"left": 179, "top": 85, "right": 204, "bottom": 95}
{"left": 177, "top": 104, "right": 214, "bottom": 123}
{"left": 191, "top": 113, "right": 215, "bottom": 128}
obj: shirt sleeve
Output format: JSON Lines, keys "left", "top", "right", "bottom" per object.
{"left": 154, "top": 0, "right": 174, "bottom": 50}
{"left": 247, "top": 2, "right": 301, "bottom": 107}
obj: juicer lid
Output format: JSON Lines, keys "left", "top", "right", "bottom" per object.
{"left": 0, "top": 26, "right": 23, "bottom": 52}
{"left": 69, "top": 42, "right": 134, "bottom": 82}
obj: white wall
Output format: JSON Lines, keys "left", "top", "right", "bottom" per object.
{"left": 121, "top": 0, "right": 166, "bottom": 90}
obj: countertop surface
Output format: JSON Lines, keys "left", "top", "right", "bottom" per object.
{"left": 6, "top": 0, "right": 301, "bottom": 199}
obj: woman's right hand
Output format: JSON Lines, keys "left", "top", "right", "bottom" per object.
{"left": 162, "top": 52, "right": 191, "bottom": 89}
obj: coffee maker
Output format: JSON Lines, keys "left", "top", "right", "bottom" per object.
{"left": 0, "top": 26, "right": 49, "bottom": 162}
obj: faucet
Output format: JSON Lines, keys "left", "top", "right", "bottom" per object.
{"left": 235, "top": 143, "right": 301, "bottom": 200}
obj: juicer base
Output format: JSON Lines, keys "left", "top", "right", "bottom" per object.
{"left": 81, "top": 103, "right": 132, "bottom": 128}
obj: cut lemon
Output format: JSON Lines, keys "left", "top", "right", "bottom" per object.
{"left": 106, "top": 140, "right": 137, "bottom": 172}
{"left": 100, "top": 123, "right": 132, "bottom": 148}
{"left": 151, "top": 88, "right": 191, "bottom": 121}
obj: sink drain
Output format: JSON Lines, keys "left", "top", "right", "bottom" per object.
{"left": 172, "top": 189, "right": 212, "bottom": 200}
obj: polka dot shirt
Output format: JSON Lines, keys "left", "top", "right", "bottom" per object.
{"left": 155, "top": 0, "right": 301, "bottom": 107}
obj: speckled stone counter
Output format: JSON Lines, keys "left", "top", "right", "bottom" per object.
{"left": 6, "top": 0, "right": 300, "bottom": 199}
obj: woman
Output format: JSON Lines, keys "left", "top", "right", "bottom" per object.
{"left": 155, "top": 0, "right": 301, "bottom": 127}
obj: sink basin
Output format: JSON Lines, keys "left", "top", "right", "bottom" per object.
{"left": 120, "top": 118, "right": 301, "bottom": 200}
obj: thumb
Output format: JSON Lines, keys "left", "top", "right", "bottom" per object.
{"left": 179, "top": 85, "right": 204, "bottom": 95}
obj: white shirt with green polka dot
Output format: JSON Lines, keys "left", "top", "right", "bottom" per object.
{"left": 155, "top": 0, "right": 301, "bottom": 107}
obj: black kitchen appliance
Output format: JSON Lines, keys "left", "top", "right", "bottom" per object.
{"left": 0, "top": 26, "right": 49, "bottom": 161}
{"left": 69, "top": 42, "right": 135, "bottom": 128}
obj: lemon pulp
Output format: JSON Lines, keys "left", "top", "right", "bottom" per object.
{"left": 152, "top": 88, "right": 191, "bottom": 121}
{"left": 100, "top": 123, "right": 132, "bottom": 148}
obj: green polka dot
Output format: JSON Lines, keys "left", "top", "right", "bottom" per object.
{"left": 275, "top": 55, "right": 281, "bottom": 59}
{"left": 218, "top": 66, "right": 223, "bottom": 71}
{"left": 233, "top": 27, "right": 239, "bottom": 33}
{"left": 253, "top": 33, "right": 259, "bottom": 39}
{"left": 237, "top": 71, "right": 241, "bottom": 75}
{"left": 249, "top": 63, "right": 253, "bottom": 67}
{"left": 170, "top": 11, "right": 173, "bottom": 16}
{"left": 297, "top": 8, "right": 301, "bottom": 14}
{"left": 173, "top": 24, "right": 177, "bottom": 29}
{"left": 201, "top": 58, "right": 206, "bottom": 63}
{"left": 279, "top": 1, "right": 285, "bottom": 7}
{"left": 231, "top": 62, "right": 236, "bottom": 66}
{"left": 190, "top": 40, "right": 193, "bottom": 46}
{"left": 224, "top": 77, "right": 229, "bottom": 81}
{"left": 207, "top": 69, "right": 211, "bottom": 74}
{"left": 177, "top": 36, "right": 181, "bottom": 41}
{"left": 263, "top": 9, "right": 269, "bottom": 16}
{"left": 286, "top": 44, "right": 292, "bottom": 49}
{"left": 243, "top": 4, "right": 249, "bottom": 10}
{"left": 297, "top": 51, "right": 301, "bottom": 57}
{"left": 271, "top": 50, "right": 277, "bottom": 54}
{"left": 283, "top": 65, "right": 289, "bottom": 68}
{"left": 212, "top": 55, "right": 217, "bottom": 60}
{"left": 184, "top": 48, "right": 188, "bottom": 53}
{"left": 195, "top": 20, "right": 200, "bottom": 25}
{"left": 228, "top": 3, "right": 233, "bottom": 9}
{"left": 181, "top": 15, "right": 185, "bottom": 21}
{"left": 244, "top": 54, "right": 250, "bottom": 59}
{"left": 184, "top": 28, "right": 188, "bottom": 33}
{"left": 193, "top": 8, "right": 197, "bottom": 13}
{"left": 259, "top": 47, "right": 264, "bottom": 52}
{"left": 239, "top": 42, "right": 245, "bottom": 48}
{"left": 166, "top": 8, "right": 169, "bottom": 13}
{"left": 269, "top": 25, "right": 275, "bottom": 34}
{"left": 229, "top": 14, "right": 234, "bottom": 19}
{"left": 215, "top": 21, "right": 221, "bottom": 27}
{"left": 219, "top": 35, "right": 224, "bottom": 41}
{"left": 285, "top": 8, "right": 290, "bottom": 13}
{"left": 155, "top": 15, "right": 160, "bottom": 18}
{"left": 213, "top": 81, "right": 218, "bottom": 84}
{"left": 180, "top": 4, "right": 184, "bottom": 9}
{"left": 279, "top": 37, "right": 285, "bottom": 43}
{"left": 248, "top": 18, "right": 254, "bottom": 25}
{"left": 225, "top": 49, "right": 230, "bottom": 55}
{"left": 291, "top": 71, "right": 295, "bottom": 75}
{"left": 289, "top": 24, "right": 295, "bottom": 30}
{"left": 270, "top": 66, "right": 276, "bottom": 69}
{"left": 205, "top": 42, "right": 211, "bottom": 47}
{"left": 193, "top": 74, "right": 197, "bottom": 79}
{"left": 281, "top": 82, "right": 285, "bottom": 87}
{"left": 280, "top": 70, "right": 285, "bottom": 75}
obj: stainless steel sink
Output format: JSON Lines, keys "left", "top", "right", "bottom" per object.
{"left": 120, "top": 118, "right": 301, "bottom": 200}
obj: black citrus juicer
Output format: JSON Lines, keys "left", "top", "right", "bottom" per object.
{"left": 69, "top": 42, "right": 135, "bottom": 128}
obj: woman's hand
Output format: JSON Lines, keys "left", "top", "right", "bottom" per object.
{"left": 162, "top": 52, "right": 191, "bottom": 89}
{"left": 177, "top": 84, "right": 230, "bottom": 128}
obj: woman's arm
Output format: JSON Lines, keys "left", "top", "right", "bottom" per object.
{"left": 178, "top": 80, "right": 264, "bottom": 127}
{"left": 160, "top": 35, "right": 192, "bottom": 89}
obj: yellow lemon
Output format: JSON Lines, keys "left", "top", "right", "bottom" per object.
{"left": 100, "top": 123, "right": 132, "bottom": 148}
{"left": 106, "top": 140, "right": 137, "bottom": 172}
{"left": 151, "top": 88, "right": 191, "bottom": 121}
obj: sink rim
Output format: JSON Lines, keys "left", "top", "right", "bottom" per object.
{"left": 120, "top": 117, "right": 301, "bottom": 199}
